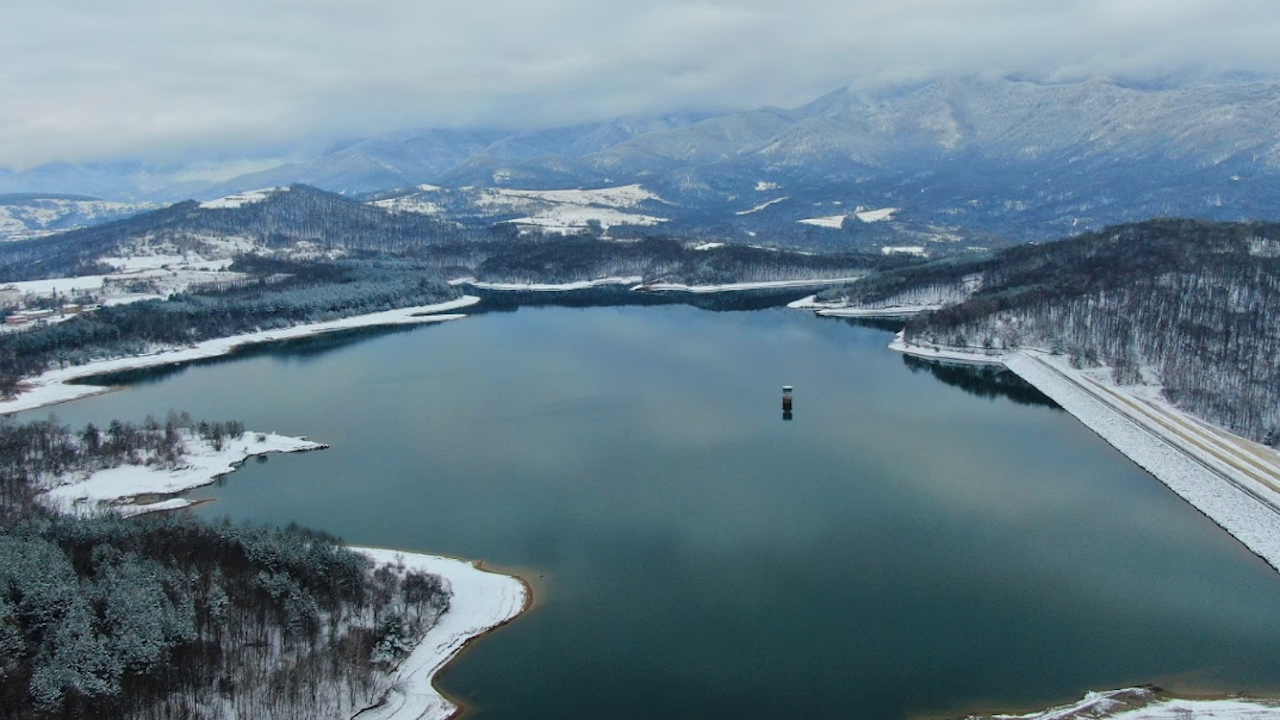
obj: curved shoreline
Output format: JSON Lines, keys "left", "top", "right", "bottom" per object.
{"left": 351, "top": 548, "right": 530, "bottom": 720}
{"left": 0, "top": 296, "right": 480, "bottom": 417}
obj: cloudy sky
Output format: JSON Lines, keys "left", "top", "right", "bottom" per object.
{"left": 2, "top": 0, "right": 1277, "bottom": 169}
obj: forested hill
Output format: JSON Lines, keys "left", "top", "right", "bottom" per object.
{"left": 819, "top": 219, "right": 1280, "bottom": 445}
{"left": 0, "top": 185, "right": 497, "bottom": 282}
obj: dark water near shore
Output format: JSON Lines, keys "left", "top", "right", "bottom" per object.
{"left": 26, "top": 306, "right": 1280, "bottom": 720}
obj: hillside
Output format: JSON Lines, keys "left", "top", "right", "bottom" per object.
{"left": 816, "top": 219, "right": 1280, "bottom": 445}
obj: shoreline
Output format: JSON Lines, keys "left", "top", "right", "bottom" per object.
{"left": 350, "top": 548, "right": 529, "bottom": 720}
{"left": 39, "top": 430, "right": 328, "bottom": 515}
{"left": 27, "top": 425, "right": 529, "bottom": 720}
{"left": 951, "top": 687, "right": 1280, "bottom": 720}
{"left": 455, "top": 277, "right": 864, "bottom": 294}
{"left": 888, "top": 333, "right": 1280, "bottom": 573}
{"left": 0, "top": 295, "right": 480, "bottom": 417}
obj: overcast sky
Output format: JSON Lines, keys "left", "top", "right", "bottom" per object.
{"left": 2, "top": 0, "right": 1278, "bottom": 169}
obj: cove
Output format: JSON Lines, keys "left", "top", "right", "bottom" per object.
{"left": 23, "top": 305, "right": 1280, "bottom": 720}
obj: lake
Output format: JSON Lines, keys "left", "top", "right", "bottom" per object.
{"left": 24, "top": 304, "right": 1280, "bottom": 720}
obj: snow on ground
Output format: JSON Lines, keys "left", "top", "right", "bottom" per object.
{"left": 465, "top": 276, "right": 642, "bottom": 291}
{"left": 818, "top": 303, "right": 942, "bottom": 318}
{"left": 352, "top": 548, "right": 528, "bottom": 720}
{"left": 198, "top": 187, "right": 284, "bottom": 209}
{"left": 633, "top": 277, "right": 865, "bottom": 293}
{"left": 798, "top": 215, "right": 846, "bottom": 229}
{"left": 0, "top": 296, "right": 481, "bottom": 416}
{"left": 856, "top": 207, "right": 899, "bottom": 222}
{"left": 882, "top": 245, "right": 927, "bottom": 256}
{"left": 755, "top": 181, "right": 780, "bottom": 191}
{"left": 690, "top": 242, "right": 725, "bottom": 251}
{"left": 6, "top": 273, "right": 116, "bottom": 296}
{"left": 31, "top": 434, "right": 526, "bottom": 720}
{"left": 888, "top": 333, "right": 1280, "bottom": 572}
{"left": 735, "top": 197, "right": 789, "bottom": 215}
{"left": 370, "top": 195, "right": 444, "bottom": 215}
{"left": 979, "top": 688, "right": 1280, "bottom": 720}
{"left": 40, "top": 431, "right": 326, "bottom": 515}
{"left": 0, "top": 198, "right": 156, "bottom": 242}
{"left": 485, "top": 184, "right": 663, "bottom": 209}
{"left": 787, "top": 294, "right": 848, "bottom": 310}
{"left": 507, "top": 206, "right": 667, "bottom": 233}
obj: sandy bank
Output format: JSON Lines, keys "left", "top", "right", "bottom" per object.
{"left": 0, "top": 296, "right": 480, "bottom": 416}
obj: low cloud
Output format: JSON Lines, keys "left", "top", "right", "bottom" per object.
{"left": 2, "top": 0, "right": 1277, "bottom": 167}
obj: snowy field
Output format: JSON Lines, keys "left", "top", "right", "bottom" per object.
{"left": 798, "top": 214, "right": 846, "bottom": 228}
{"left": 198, "top": 187, "right": 285, "bottom": 209}
{"left": 506, "top": 206, "right": 667, "bottom": 233}
{"left": 352, "top": 548, "right": 528, "bottom": 720}
{"left": 0, "top": 296, "right": 480, "bottom": 416}
{"left": 797, "top": 207, "right": 899, "bottom": 228}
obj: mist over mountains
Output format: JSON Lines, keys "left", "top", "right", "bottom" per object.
{"left": 3, "top": 75, "right": 1278, "bottom": 247}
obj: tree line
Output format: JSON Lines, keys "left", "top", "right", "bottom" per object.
{"left": 0, "top": 257, "right": 461, "bottom": 397}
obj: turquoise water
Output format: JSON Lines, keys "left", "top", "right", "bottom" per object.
{"left": 28, "top": 305, "right": 1280, "bottom": 720}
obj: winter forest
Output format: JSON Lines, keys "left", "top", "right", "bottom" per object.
{"left": 0, "top": 414, "right": 450, "bottom": 720}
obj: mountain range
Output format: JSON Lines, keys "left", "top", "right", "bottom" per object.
{"left": 2, "top": 76, "right": 1277, "bottom": 248}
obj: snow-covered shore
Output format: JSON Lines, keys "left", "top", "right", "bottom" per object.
{"left": 969, "top": 687, "right": 1280, "bottom": 720}
{"left": 633, "top": 277, "right": 864, "bottom": 293}
{"left": 352, "top": 549, "right": 529, "bottom": 720}
{"left": 454, "top": 276, "right": 865, "bottom": 294}
{"left": 0, "top": 296, "right": 481, "bottom": 416}
{"left": 39, "top": 430, "right": 327, "bottom": 515}
{"left": 889, "top": 333, "right": 1280, "bottom": 572}
{"left": 32, "top": 432, "right": 528, "bottom": 720}
{"left": 788, "top": 293, "right": 953, "bottom": 317}
{"left": 459, "top": 276, "right": 642, "bottom": 291}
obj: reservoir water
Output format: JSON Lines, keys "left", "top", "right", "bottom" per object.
{"left": 24, "top": 305, "right": 1280, "bottom": 720}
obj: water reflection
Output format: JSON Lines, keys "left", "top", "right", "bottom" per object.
{"left": 901, "top": 354, "right": 1061, "bottom": 410}
{"left": 471, "top": 286, "right": 814, "bottom": 312}
{"left": 70, "top": 323, "right": 441, "bottom": 388}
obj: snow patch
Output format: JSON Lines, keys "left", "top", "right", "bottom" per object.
{"left": 798, "top": 215, "right": 846, "bottom": 229}
{"left": 198, "top": 187, "right": 285, "bottom": 209}
{"left": 40, "top": 431, "right": 326, "bottom": 515}
{"left": 735, "top": 197, "right": 789, "bottom": 215}
{"left": 755, "top": 181, "right": 780, "bottom": 191}
{"left": 351, "top": 548, "right": 527, "bottom": 720}
{"left": 506, "top": 206, "right": 666, "bottom": 233}
{"left": 855, "top": 207, "right": 899, "bottom": 222}
{"left": 881, "top": 245, "right": 926, "bottom": 256}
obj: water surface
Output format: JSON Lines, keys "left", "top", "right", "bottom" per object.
{"left": 29, "top": 306, "right": 1280, "bottom": 720}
